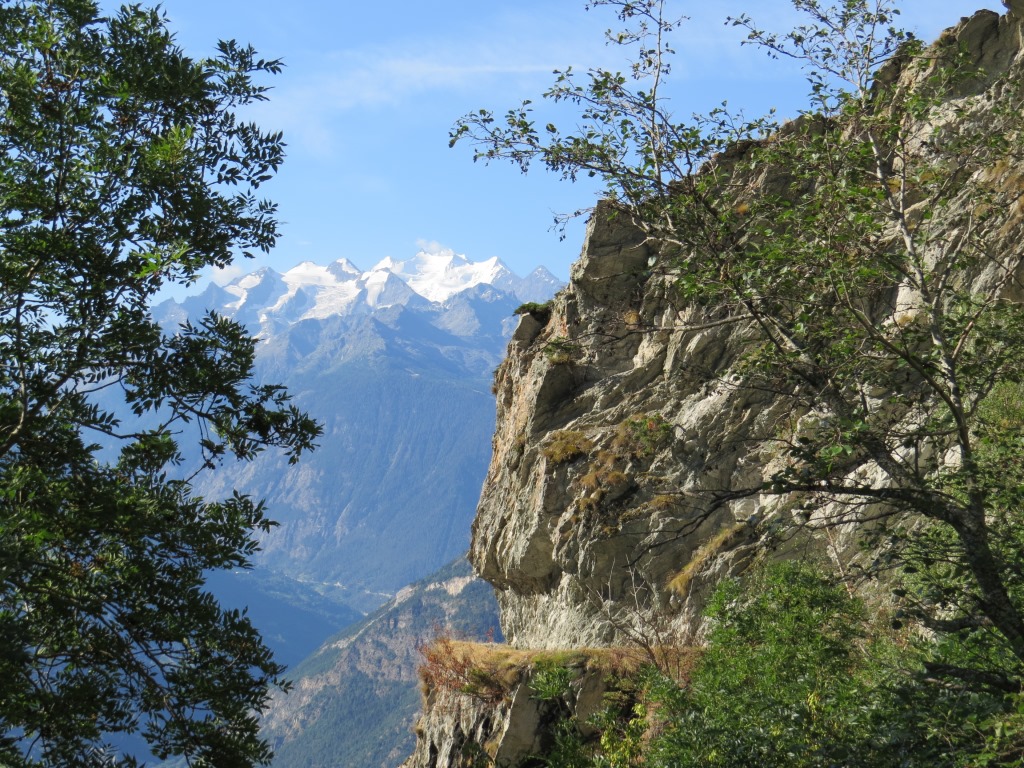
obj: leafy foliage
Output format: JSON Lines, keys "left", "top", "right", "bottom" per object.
{"left": 0, "top": 1, "right": 320, "bottom": 765}
{"left": 529, "top": 660, "right": 577, "bottom": 702}
{"left": 531, "top": 563, "right": 1017, "bottom": 767}
{"left": 647, "top": 562, "right": 877, "bottom": 766}
{"left": 643, "top": 561, "right": 1009, "bottom": 768}
{"left": 514, "top": 301, "right": 554, "bottom": 321}
{"left": 543, "top": 336, "right": 583, "bottom": 365}
{"left": 612, "top": 413, "right": 673, "bottom": 458}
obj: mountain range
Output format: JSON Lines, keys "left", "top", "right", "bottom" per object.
{"left": 154, "top": 249, "right": 562, "bottom": 621}
{"left": 261, "top": 556, "right": 501, "bottom": 768}
{"left": 158, "top": 249, "right": 560, "bottom": 337}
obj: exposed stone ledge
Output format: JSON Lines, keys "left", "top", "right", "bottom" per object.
{"left": 402, "top": 642, "right": 683, "bottom": 768}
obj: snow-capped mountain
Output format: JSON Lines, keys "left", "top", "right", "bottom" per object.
{"left": 370, "top": 251, "right": 510, "bottom": 303}
{"left": 182, "top": 249, "right": 561, "bottom": 331}
{"left": 222, "top": 260, "right": 421, "bottom": 323}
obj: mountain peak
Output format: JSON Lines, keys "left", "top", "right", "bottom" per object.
{"left": 528, "top": 265, "right": 558, "bottom": 280}
{"left": 228, "top": 265, "right": 280, "bottom": 291}
{"left": 370, "top": 255, "right": 401, "bottom": 273}
{"left": 330, "top": 258, "right": 363, "bottom": 278}
{"left": 171, "top": 250, "right": 564, "bottom": 330}
{"left": 283, "top": 261, "right": 341, "bottom": 286}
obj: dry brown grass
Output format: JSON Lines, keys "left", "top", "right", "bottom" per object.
{"left": 668, "top": 521, "right": 749, "bottom": 598}
{"left": 542, "top": 430, "right": 593, "bottom": 464}
{"left": 418, "top": 639, "right": 699, "bottom": 705}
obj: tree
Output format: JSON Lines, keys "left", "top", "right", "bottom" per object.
{"left": 453, "top": 0, "right": 1024, "bottom": 692}
{"left": 0, "top": 1, "right": 320, "bottom": 766}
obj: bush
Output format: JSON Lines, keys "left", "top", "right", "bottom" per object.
{"left": 530, "top": 660, "right": 577, "bottom": 702}
{"left": 515, "top": 301, "right": 554, "bottom": 322}
{"left": 648, "top": 562, "right": 873, "bottom": 766}
{"left": 644, "top": 561, "right": 1012, "bottom": 767}
{"left": 417, "top": 636, "right": 509, "bottom": 705}
{"left": 613, "top": 414, "right": 674, "bottom": 458}
{"left": 544, "top": 337, "right": 582, "bottom": 365}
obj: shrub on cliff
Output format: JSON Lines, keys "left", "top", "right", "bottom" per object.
{"left": 532, "top": 561, "right": 998, "bottom": 768}
{"left": 644, "top": 562, "right": 977, "bottom": 768}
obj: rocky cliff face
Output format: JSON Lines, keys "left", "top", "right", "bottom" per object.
{"left": 472, "top": 2, "right": 1024, "bottom": 652}
{"left": 405, "top": 5, "right": 1024, "bottom": 765}
{"left": 470, "top": 203, "right": 763, "bottom": 649}
{"left": 401, "top": 646, "right": 644, "bottom": 768}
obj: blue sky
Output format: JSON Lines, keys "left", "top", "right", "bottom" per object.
{"left": 109, "top": 0, "right": 997, "bottom": 284}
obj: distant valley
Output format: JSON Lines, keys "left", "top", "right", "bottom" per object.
{"left": 261, "top": 557, "right": 501, "bottom": 768}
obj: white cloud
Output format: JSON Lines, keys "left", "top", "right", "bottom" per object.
{"left": 415, "top": 238, "right": 450, "bottom": 255}
{"left": 244, "top": 21, "right": 614, "bottom": 157}
{"left": 209, "top": 264, "right": 246, "bottom": 285}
